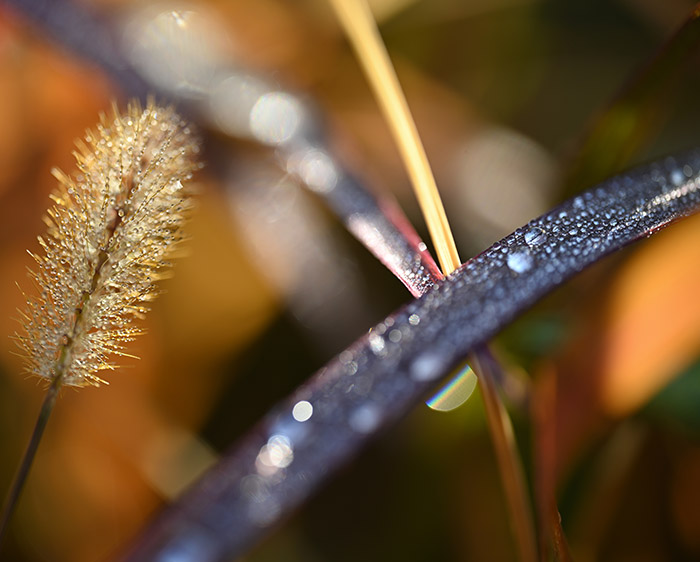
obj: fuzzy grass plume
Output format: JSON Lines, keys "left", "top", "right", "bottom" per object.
{"left": 0, "top": 100, "right": 199, "bottom": 546}
{"left": 15, "top": 100, "right": 199, "bottom": 387}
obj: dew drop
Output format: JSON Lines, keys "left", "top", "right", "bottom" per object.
{"left": 292, "top": 400, "right": 313, "bottom": 422}
{"left": 524, "top": 227, "right": 546, "bottom": 247}
{"left": 349, "top": 404, "right": 381, "bottom": 433}
{"left": 255, "top": 434, "right": 294, "bottom": 471}
{"left": 388, "top": 329, "right": 402, "bottom": 343}
{"left": 408, "top": 314, "right": 421, "bottom": 326}
{"left": 410, "top": 350, "right": 445, "bottom": 382}
{"left": 671, "top": 168, "right": 684, "bottom": 186}
{"left": 368, "top": 332, "right": 386, "bottom": 356}
{"left": 506, "top": 249, "right": 533, "bottom": 274}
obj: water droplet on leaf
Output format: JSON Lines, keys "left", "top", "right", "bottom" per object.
{"left": 506, "top": 249, "right": 533, "bottom": 274}
{"left": 524, "top": 227, "right": 546, "bottom": 246}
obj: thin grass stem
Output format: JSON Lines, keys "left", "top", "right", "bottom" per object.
{"left": 328, "top": 2, "right": 539, "bottom": 560}
{"left": 472, "top": 351, "right": 538, "bottom": 562}
{"left": 0, "top": 376, "right": 61, "bottom": 545}
{"left": 327, "top": 0, "right": 460, "bottom": 273}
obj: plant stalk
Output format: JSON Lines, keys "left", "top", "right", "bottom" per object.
{"left": 472, "top": 350, "right": 538, "bottom": 562}
{"left": 0, "top": 376, "right": 61, "bottom": 545}
{"left": 327, "top": 4, "right": 538, "bottom": 559}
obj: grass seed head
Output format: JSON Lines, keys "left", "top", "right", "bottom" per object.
{"left": 15, "top": 100, "right": 200, "bottom": 387}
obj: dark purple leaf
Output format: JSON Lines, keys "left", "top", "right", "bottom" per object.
{"left": 123, "top": 149, "right": 700, "bottom": 562}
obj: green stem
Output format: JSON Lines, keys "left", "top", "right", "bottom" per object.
{"left": 0, "top": 376, "right": 61, "bottom": 546}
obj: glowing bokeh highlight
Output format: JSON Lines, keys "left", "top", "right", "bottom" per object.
{"left": 426, "top": 366, "right": 477, "bottom": 412}
{"left": 292, "top": 400, "right": 313, "bottom": 422}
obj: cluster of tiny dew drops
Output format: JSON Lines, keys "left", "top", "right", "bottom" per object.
{"left": 14, "top": 100, "right": 200, "bottom": 387}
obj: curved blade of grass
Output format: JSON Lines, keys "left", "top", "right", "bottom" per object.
{"left": 326, "top": 2, "right": 534, "bottom": 559}
{"left": 282, "top": 146, "right": 444, "bottom": 296}
{"left": 4, "top": 0, "right": 444, "bottom": 298}
{"left": 546, "top": 5, "right": 700, "bottom": 556}
{"left": 124, "top": 149, "right": 700, "bottom": 562}
{"left": 563, "top": 4, "right": 700, "bottom": 194}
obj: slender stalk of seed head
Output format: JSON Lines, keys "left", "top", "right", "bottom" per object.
{"left": 0, "top": 376, "right": 59, "bottom": 544}
{"left": 328, "top": 3, "right": 537, "bottom": 561}
{"left": 1, "top": 100, "right": 199, "bottom": 544}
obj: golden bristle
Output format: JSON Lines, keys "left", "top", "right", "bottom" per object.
{"left": 15, "top": 100, "right": 200, "bottom": 387}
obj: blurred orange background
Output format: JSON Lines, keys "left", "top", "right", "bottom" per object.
{"left": 1, "top": 1, "right": 700, "bottom": 560}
